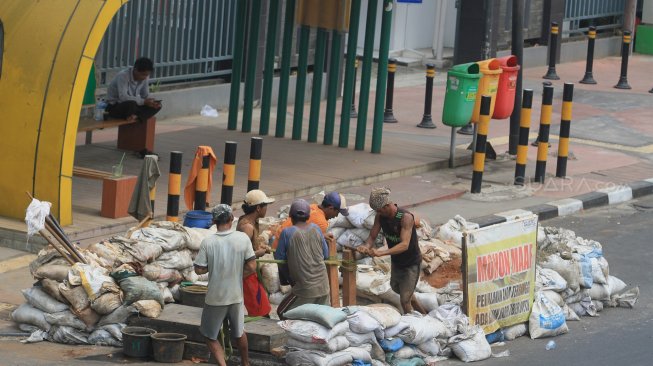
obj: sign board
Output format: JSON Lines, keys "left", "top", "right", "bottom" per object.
{"left": 463, "top": 214, "right": 538, "bottom": 334}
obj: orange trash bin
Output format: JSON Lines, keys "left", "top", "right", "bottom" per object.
{"left": 471, "top": 59, "right": 502, "bottom": 123}
{"left": 492, "top": 55, "right": 521, "bottom": 119}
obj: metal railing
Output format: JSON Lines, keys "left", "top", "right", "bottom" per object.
{"left": 564, "top": 0, "right": 625, "bottom": 36}
{"left": 96, "top": 0, "right": 237, "bottom": 87}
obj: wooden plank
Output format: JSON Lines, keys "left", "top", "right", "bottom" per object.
{"left": 77, "top": 117, "right": 136, "bottom": 132}
{"left": 327, "top": 236, "right": 340, "bottom": 307}
{"left": 341, "top": 249, "right": 356, "bottom": 306}
{"left": 73, "top": 166, "right": 113, "bottom": 180}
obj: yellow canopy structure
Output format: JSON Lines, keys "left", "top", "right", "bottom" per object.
{"left": 0, "top": 0, "right": 128, "bottom": 225}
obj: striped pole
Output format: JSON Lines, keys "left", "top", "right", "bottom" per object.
{"left": 416, "top": 64, "right": 436, "bottom": 129}
{"left": 221, "top": 141, "right": 237, "bottom": 205}
{"left": 614, "top": 31, "right": 632, "bottom": 89}
{"left": 579, "top": 26, "right": 597, "bottom": 84}
{"left": 514, "top": 89, "right": 533, "bottom": 185}
{"left": 534, "top": 85, "right": 554, "bottom": 183}
{"left": 383, "top": 58, "right": 398, "bottom": 123}
{"left": 166, "top": 151, "right": 183, "bottom": 221}
{"left": 194, "top": 154, "right": 210, "bottom": 211}
{"left": 471, "top": 95, "right": 492, "bottom": 193}
{"left": 556, "top": 83, "right": 574, "bottom": 178}
{"left": 247, "top": 137, "right": 262, "bottom": 192}
{"left": 543, "top": 22, "right": 560, "bottom": 80}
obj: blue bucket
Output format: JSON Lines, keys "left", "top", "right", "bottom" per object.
{"left": 183, "top": 210, "right": 213, "bottom": 229}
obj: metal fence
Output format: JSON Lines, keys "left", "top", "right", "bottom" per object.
{"left": 96, "top": 0, "right": 237, "bottom": 87}
{"left": 564, "top": 0, "right": 625, "bottom": 35}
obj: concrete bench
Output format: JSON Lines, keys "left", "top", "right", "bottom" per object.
{"left": 73, "top": 166, "right": 137, "bottom": 219}
{"left": 78, "top": 116, "right": 156, "bottom": 153}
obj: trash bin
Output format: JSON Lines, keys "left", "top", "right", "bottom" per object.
{"left": 492, "top": 55, "right": 520, "bottom": 119}
{"left": 442, "top": 63, "right": 481, "bottom": 127}
{"left": 471, "top": 58, "right": 502, "bottom": 123}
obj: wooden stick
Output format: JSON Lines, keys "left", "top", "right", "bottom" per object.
{"left": 39, "top": 229, "right": 75, "bottom": 266}
{"left": 126, "top": 216, "right": 152, "bottom": 238}
{"left": 46, "top": 215, "right": 87, "bottom": 264}
{"left": 44, "top": 223, "right": 81, "bottom": 264}
{"left": 341, "top": 249, "right": 357, "bottom": 306}
{"left": 327, "top": 236, "right": 340, "bottom": 308}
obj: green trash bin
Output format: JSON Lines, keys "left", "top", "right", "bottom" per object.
{"left": 442, "top": 63, "right": 481, "bottom": 127}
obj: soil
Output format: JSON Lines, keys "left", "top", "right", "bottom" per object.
{"left": 423, "top": 256, "right": 463, "bottom": 289}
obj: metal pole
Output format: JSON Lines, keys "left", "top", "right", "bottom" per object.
{"left": 293, "top": 25, "right": 311, "bottom": 140}
{"left": 383, "top": 58, "right": 398, "bottom": 123}
{"left": 260, "top": 0, "right": 281, "bottom": 135}
{"left": 579, "top": 26, "right": 597, "bottom": 84}
{"left": 543, "top": 22, "right": 560, "bottom": 80}
{"left": 166, "top": 151, "right": 183, "bottom": 222}
{"left": 534, "top": 84, "right": 554, "bottom": 183}
{"left": 242, "top": 0, "right": 262, "bottom": 133}
{"left": 509, "top": 0, "right": 524, "bottom": 155}
{"left": 614, "top": 31, "right": 632, "bottom": 89}
{"left": 221, "top": 141, "right": 238, "bottom": 205}
{"left": 308, "top": 28, "right": 328, "bottom": 143}
{"left": 227, "top": 0, "right": 248, "bottom": 130}
{"left": 247, "top": 137, "right": 263, "bottom": 191}
{"left": 275, "top": 0, "right": 296, "bottom": 138}
{"left": 371, "top": 0, "right": 394, "bottom": 154}
{"left": 339, "top": 0, "right": 362, "bottom": 148}
{"left": 324, "top": 30, "right": 343, "bottom": 145}
{"left": 355, "top": 0, "right": 379, "bottom": 151}
{"left": 416, "top": 64, "right": 436, "bottom": 129}
{"left": 350, "top": 59, "right": 359, "bottom": 118}
{"left": 556, "top": 83, "right": 574, "bottom": 178}
{"left": 514, "top": 89, "right": 533, "bottom": 186}
{"left": 449, "top": 127, "right": 456, "bottom": 168}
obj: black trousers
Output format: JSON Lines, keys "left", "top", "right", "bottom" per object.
{"left": 107, "top": 100, "right": 161, "bottom": 122}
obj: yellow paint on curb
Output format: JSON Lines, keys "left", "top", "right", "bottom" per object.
{"left": 0, "top": 254, "right": 36, "bottom": 274}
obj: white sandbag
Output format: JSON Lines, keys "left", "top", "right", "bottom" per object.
{"left": 116, "top": 238, "right": 163, "bottom": 263}
{"left": 571, "top": 253, "right": 594, "bottom": 289}
{"left": 59, "top": 284, "right": 90, "bottom": 313}
{"left": 278, "top": 319, "right": 349, "bottom": 344}
{"left": 329, "top": 214, "right": 355, "bottom": 230}
{"left": 48, "top": 325, "right": 89, "bottom": 344}
{"left": 91, "top": 292, "right": 123, "bottom": 315}
{"left": 606, "top": 275, "right": 627, "bottom": 296}
{"left": 378, "top": 290, "right": 403, "bottom": 312}
{"left": 22, "top": 287, "right": 69, "bottom": 313}
{"left": 435, "top": 215, "right": 479, "bottom": 247}
{"left": 287, "top": 335, "right": 350, "bottom": 353}
{"left": 85, "top": 242, "right": 122, "bottom": 268}
{"left": 347, "top": 310, "right": 382, "bottom": 334}
{"left": 337, "top": 230, "right": 365, "bottom": 248}
{"left": 588, "top": 283, "right": 611, "bottom": 301}
{"left": 417, "top": 339, "right": 441, "bottom": 356}
{"left": 260, "top": 264, "right": 280, "bottom": 294}
{"left": 269, "top": 292, "right": 285, "bottom": 305}
{"left": 40, "top": 278, "right": 67, "bottom": 304}
{"left": 529, "top": 292, "right": 568, "bottom": 339}
{"left": 414, "top": 292, "right": 439, "bottom": 313}
{"left": 398, "top": 313, "right": 449, "bottom": 344}
{"left": 18, "top": 323, "right": 41, "bottom": 333}
{"left": 344, "top": 331, "right": 376, "bottom": 346}
{"left": 361, "top": 304, "right": 401, "bottom": 328}
{"left": 119, "top": 276, "right": 165, "bottom": 306}
{"left": 34, "top": 264, "right": 70, "bottom": 282}
{"left": 590, "top": 257, "right": 607, "bottom": 284}
{"left": 429, "top": 303, "right": 466, "bottom": 338}
{"left": 98, "top": 305, "right": 138, "bottom": 327}
{"left": 356, "top": 267, "right": 391, "bottom": 296}
{"left": 562, "top": 304, "right": 580, "bottom": 321}
{"left": 134, "top": 300, "right": 163, "bottom": 318}
{"left": 568, "top": 297, "right": 598, "bottom": 317}
{"left": 542, "top": 290, "right": 564, "bottom": 307}
{"left": 283, "top": 304, "right": 347, "bottom": 328}
{"left": 502, "top": 323, "right": 527, "bottom": 341}
{"left": 285, "top": 350, "right": 352, "bottom": 366}
{"left": 130, "top": 227, "right": 187, "bottom": 252}
{"left": 449, "top": 326, "right": 492, "bottom": 362}
{"left": 395, "top": 345, "right": 424, "bottom": 359}
{"left": 21, "top": 329, "right": 49, "bottom": 344}
{"left": 88, "top": 329, "right": 122, "bottom": 347}
{"left": 605, "top": 286, "right": 639, "bottom": 308}
{"left": 12, "top": 303, "right": 50, "bottom": 331}
{"left": 44, "top": 311, "right": 87, "bottom": 331}
{"left": 593, "top": 300, "right": 604, "bottom": 312}
{"left": 563, "top": 289, "right": 590, "bottom": 304}
{"left": 158, "top": 283, "right": 174, "bottom": 303}
{"left": 347, "top": 203, "right": 375, "bottom": 229}
{"left": 535, "top": 266, "right": 568, "bottom": 292}
{"left": 73, "top": 263, "right": 120, "bottom": 301}
{"left": 100, "top": 323, "right": 125, "bottom": 341}
{"left": 155, "top": 249, "right": 194, "bottom": 270}
{"left": 181, "top": 267, "right": 199, "bottom": 283}
{"left": 540, "top": 255, "right": 581, "bottom": 292}
{"left": 383, "top": 321, "right": 410, "bottom": 339}
{"left": 72, "top": 307, "right": 100, "bottom": 330}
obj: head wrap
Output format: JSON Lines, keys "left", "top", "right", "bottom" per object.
{"left": 369, "top": 187, "right": 392, "bottom": 210}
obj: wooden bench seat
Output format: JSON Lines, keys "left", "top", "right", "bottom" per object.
{"left": 73, "top": 166, "right": 137, "bottom": 219}
{"left": 72, "top": 166, "right": 115, "bottom": 180}
{"left": 78, "top": 116, "right": 156, "bottom": 153}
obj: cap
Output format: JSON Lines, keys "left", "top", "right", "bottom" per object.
{"left": 322, "top": 192, "right": 349, "bottom": 216}
{"left": 211, "top": 204, "right": 233, "bottom": 222}
{"left": 244, "top": 189, "right": 275, "bottom": 206}
{"left": 289, "top": 199, "right": 311, "bottom": 219}
{"left": 369, "top": 187, "right": 392, "bottom": 211}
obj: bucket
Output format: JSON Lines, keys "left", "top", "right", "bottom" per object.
{"left": 180, "top": 285, "right": 207, "bottom": 308}
{"left": 151, "top": 333, "right": 187, "bottom": 363}
{"left": 121, "top": 326, "right": 157, "bottom": 358}
{"left": 183, "top": 210, "right": 213, "bottom": 229}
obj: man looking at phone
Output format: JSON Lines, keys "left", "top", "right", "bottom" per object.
{"left": 106, "top": 57, "right": 162, "bottom": 124}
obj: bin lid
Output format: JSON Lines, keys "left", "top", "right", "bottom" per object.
{"left": 476, "top": 58, "right": 502, "bottom": 75}
{"left": 496, "top": 55, "right": 520, "bottom": 71}
{"left": 449, "top": 62, "right": 481, "bottom": 79}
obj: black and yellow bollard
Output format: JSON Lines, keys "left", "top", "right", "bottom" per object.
{"left": 149, "top": 185, "right": 156, "bottom": 218}
{"left": 416, "top": 64, "right": 436, "bottom": 129}
{"left": 221, "top": 141, "right": 237, "bottom": 205}
{"left": 514, "top": 89, "right": 533, "bottom": 186}
{"left": 534, "top": 85, "right": 554, "bottom": 183}
{"left": 579, "top": 26, "right": 597, "bottom": 84}
{"left": 543, "top": 22, "right": 560, "bottom": 80}
{"left": 556, "top": 83, "right": 574, "bottom": 178}
{"left": 614, "top": 31, "right": 632, "bottom": 89}
{"left": 471, "top": 95, "right": 492, "bottom": 193}
{"left": 247, "top": 137, "right": 263, "bottom": 192}
{"left": 384, "top": 58, "right": 398, "bottom": 123}
{"left": 350, "top": 59, "right": 359, "bottom": 118}
{"left": 194, "top": 154, "right": 210, "bottom": 211}
{"left": 166, "top": 151, "right": 183, "bottom": 221}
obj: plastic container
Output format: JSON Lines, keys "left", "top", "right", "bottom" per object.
{"left": 94, "top": 100, "right": 107, "bottom": 121}
{"left": 545, "top": 340, "right": 556, "bottom": 350}
{"left": 492, "top": 55, "right": 521, "bottom": 119}
{"left": 183, "top": 210, "right": 213, "bottom": 228}
{"left": 121, "top": 326, "right": 157, "bottom": 358}
{"left": 471, "top": 58, "right": 502, "bottom": 123}
{"left": 442, "top": 62, "right": 481, "bottom": 127}
{"left": 151, "top": 333, "right": 187, "bottom": 363}
{"left": 180, "top": 285, "right": 207, "bottom": 308}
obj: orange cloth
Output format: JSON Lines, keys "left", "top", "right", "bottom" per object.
{"left": 272, "top": 203, "right": 328, "bottom": 249}
{"left": 184, "top": 146, "right": 218, "bottom": 210}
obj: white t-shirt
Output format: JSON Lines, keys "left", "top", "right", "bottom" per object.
{"left": 194, "top": 229, "right": 255, "bottom": 306}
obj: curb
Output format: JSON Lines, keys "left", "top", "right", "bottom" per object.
{"left": 470, "top": 179, "right": 653, "bottom": 228}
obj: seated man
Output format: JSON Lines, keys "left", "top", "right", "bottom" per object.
{"left": 106, "top": 57, "right": 162, "bottom": 124}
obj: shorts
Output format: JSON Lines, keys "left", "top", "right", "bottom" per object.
{"left": 199, "top": 302, "right": 245, "bottom": 340}
{"left": 390, "top": 263, "right": 420, "bottom": 304}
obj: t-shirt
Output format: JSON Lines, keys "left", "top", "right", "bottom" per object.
{"left": 272, "top": 204, "right": 328, "bottom": 249}
{"left": 274, "top": 224, "right": 329, "bottom": 298}
{"left": 106, "top": 67, "right": 150, "bottom": 105}
{"left": 194, "top": 229, "right": 255, "bottom": 306}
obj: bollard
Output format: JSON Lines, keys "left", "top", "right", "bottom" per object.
{"left": 384, "top": 58, "right": 398, "bottom": 123}
{"left": 534, "top": 85, "right": 554, "bottom": 183}
{"left": 579, "top": 26, "right": 597, "bottom": 84}
{"left": 247, "top": 137, "right": 263, "bottom": 192}
{"left": 416, "top": 64, "right": 437, "bottom": 129}
{"left": 556, "top": 83, "right": 574, "bottom": 178}
{"left": 543, "top": 22, "right": 560, "bottom": 80}
{"left": 166, "top": 151, "right": 183, "bottom": 221}
{"left": 221, "top": 141, "right": 237, "bottom": 205}
{"left": 614, "top": 31, "right": 632, "bottom": 89}
{"left": 471, "top": 95, "right": 492, "bottom": 193}
{"left": 194, "top": 155, "right": 210, "bottom": 211}
{"left": 350, "top": 59, "right": 359, "bottom": 118}
{"left": 514, "top": 89, "right": 533, "bottom": 186}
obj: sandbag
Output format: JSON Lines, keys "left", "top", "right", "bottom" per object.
{"left": 269, "top": 291, "right": 285, "bottom": 305}
{"left": 40, "top": 278, "right": 67, "bottom": 304}
{"left": 398, "top": 313, "right": 449, "bottom": 344}
{"left": 18, "top": 323, "right": 41, "bottom": 333}
{"left": 44, "top": 311, "right": 87, "bottom": 331}
{"left": 88, "top": 329, "right": 122, "bottom": 347}
{"left": 155, "top": 250, "right": 194, "bottom": 270}
{"left": 347, "top": 203, "right": 375, "bottom": 229}
{"left": 11, "top": 303, "right": 50, "bottom": 331}
{"left": 347, "top": 310, "right": 382, "bottom": 334}
{"left": 85, "top": 242, "right": 122, "bottom": 267}
{"left": 59, "top": 284, "right": 90, "bottom": 313}
{"left": 101, "top": 323, "right": 126, "bottom": 341}
{"left": 134, "top": 299, "right": 163, "bottom": 318}
{"left": 356, "top": 268, "right": 391, "bottom": 296}
{"left": 119, "top": 276, "right": 164, "bottom": 306}
{"left": 540, "top": 255, "right": 580, "bottom": 292}
{"left": 383, "top": 321, "right": 410, "bottom": 339}
{"left": 283, "top": 304, "right": 347, "bottom": 328}
{"left": 502, "top": 322, "right": 528, "bottom": 340}
{"left": 535, "top": 266, "right": 567, "bottom": 292}
{"left": 414, "top": 292, "right": 439, "bottom": 313}
{"left": 390, "top": 358, "right": 426, "bottom": 366}
{"left": 529, "top": 292, "right": 568, "bottom": 339}
{"left": 34, "top": 265, "right": 70, "bottom": 282}
{"left": 449, "top": 326, "right": 492, "bottom": 362}
{"left": 48, "top": 325, "right": 89, "bottom": 345}
{"left": 605, "top": 286, "right": 639, "bottom": 308}
{"left": 158, "top": 283, "right": 174, "bottom": 303}
{"left": 395, "top": 345, "right": 423, "bottom": 359}
{"left": 98, "top": 305, "right": 137, "bottom": 327}
{"left": 417, "top": 339, "right": 441, "bottom": 356}
{"left": 90, "top": 292, "right": 123, "bottom": 315}
{"left": 21, "top": 329, "right": 49, "bottom": 344}
{"left": 337, "top": 230, "right": 365, "bottom": 249}
{"left": 362, "top": 304, "right": 401, "bottom": 328}
{"left": 130, "top": 227, "right": 187, "bottom": 252}
{"left": 345, "top": 331, "right": 376, "bottom": 347}
{"left": 73, "top": 264, "right": 120, "bottom": 301}
{"left": 115, "top": 238, "right": 162, "bottom": 263}
{"left": 73, "top": 306, "right": 101, "bottom": 329}
{"left": 260, "top": 264, "right": 280, "bottom": 294}
{"left": 287, "top": 335, "right": 350, "bottom": 353}
{"left": 542, "top": 290, "right": 564, "bottom": 307}
{"left": 278, "top": 319, "right": 349, "bottom": 344}
{"left": 22, "top": 287, "right": 69, "bottom": 313}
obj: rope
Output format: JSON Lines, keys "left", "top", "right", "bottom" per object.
{"left": 255, "top": 258, "right": 357, "bottom": 270}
